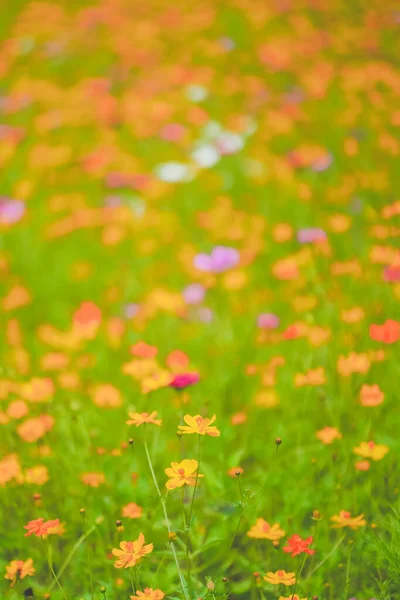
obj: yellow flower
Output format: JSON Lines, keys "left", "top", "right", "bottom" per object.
{"left": 131, "top": 588, "right": 165, "bottom": 600}
{"left": 178, "top": 414, "right": 220, "bottom": 437}
{"left": 165, "top": 459, "right": 204, "bottom": 490}
{"left": 330, "top": 511, "right": 367, "bottom": 530}
{"left": 279, "top": 596, "right": 307, "bottom": 600}
{"left": 127, "top": 411, "right": 162, "bottom": 427}
{"left": 247, "top": 519, "right": 285, "bottom": 541}
{"left": 264, "top": 570, "right": 295, "bottom": 585}
{"left": 353, "top": 441, "right": 389, "bottom": 461}
{"left": 112, "top": 533, "right": 153, "bottom": 568}
{"left": 5, "top": 559, "right": 35, "bottom": 587}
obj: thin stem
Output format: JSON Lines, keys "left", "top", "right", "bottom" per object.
{"left": 42, "top": 538, "right": 68, "bottom": 600}
{"left": 49, "top": 524, "right": 97, "bottom": 590}
{"left": 129, "top": 568, "right": 136, "bottom": 594}
{"left": 143, "top": 436, "right": 189, "bottom": 600}
{"left": 306, "top": 535, "right": 346, "bottom": 578}
{"left": 187, "top": 435, "right": 202, "bottom": 528}
{"left": 81, "top": 513, "right": 94, "bottom": 600}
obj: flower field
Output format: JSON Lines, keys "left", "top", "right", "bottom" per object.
{"left": 1, "top": 1, "right": 400, "bottom": 599}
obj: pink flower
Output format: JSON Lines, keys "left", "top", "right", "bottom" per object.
{"left": 169, "top": 373, "right": 200, "bottom": 389}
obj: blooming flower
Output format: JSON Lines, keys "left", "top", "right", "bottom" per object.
{"left": 122, "top": 503, "right": 143, "bottom": 519}
{"left": 169, "top": 372, "right": 200, "bottom": 389}
{"left": 81, "top": 472, "right": 105, "bottom": 487}
{"left": 279, "top": 596, "right": 307, "bottom": 600}
{"left": 165, "top": 459, "right": 204, "bottom": 490}
{"left": 126, "top": 412, "right": 162, "bottom": 427}
{"left": 264, "top": 570, "right": 296, "bottom": 585}
{"left": 194, "top": 246, "right": 240, "bottom": 273}
{"left": 359, "top": 384, "right": 384, "bottom": 407}
{"left": 24, "top": 518, "right": 60, "bottom": 537}
{"left": 112, "top": 533, "right": 153, "bottom": 568}
{"left": 247, "top": 519, "right": 285, "bottom": 541}
{"left": 353, "top": 441, "right": 389, "bottom": 461}
{"left": 330, "top": 511, "right": 367, "bottom": 530}
{"left": 4, "top": 559, "right": 35, "bottom": 587}
{"left": 130, "top": 588, "right": 165, "bottom": 600}
{"left": 316, "top": 427, "right": 342, "bottom": 444}
{"left": 369, "top": 319, "right": 400, "bottom": 344}
{"left": 178, "top": 414, "right": 220, "bottom": 437}
{"left": 283, "top": 534, "right": 315, "bottom": 557}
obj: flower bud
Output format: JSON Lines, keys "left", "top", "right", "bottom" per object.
{"left": 168, "top": 531, "right": 177, "bottom": 541}
{"left": 206, "top": 581, "right": 215, "bottom": 591}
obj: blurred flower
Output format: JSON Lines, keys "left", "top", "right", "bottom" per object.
{"left": 81, "top": 473, "right": 105, "bottom": 487}
{"left": 169, "top": 372, "right": 200, "bottom": 389}
{"left": 4, "top": 559, "right": 35, "bottom": 587}
{"left": 112, "top": 534, "right": 153, "bottom": 568}
{"left": 330, "top": 511, "right": 366, "bottom": 529}
{"left": 183, "top": 283, "right": 205, "bottom": 305}
{"left": 247, "top": 519, "right": 285, "bottom": 540}
{"left": 359, "top": 384, "right": 384, "bottom": 407}
{"left": 165, "top": 459, "right": 204, "bottom": 490}
{"left": 122, "top": 503, "right": 143, "bottom": 519}
{"left": 257, "top": 313, "right": 280, "bottom": 329}
{"left": 316, "top": 427, "right": 342, "bottom": 444}
{"left": 178, "top": 414, "right": 220, "bottom": 437}
{"left": 353, "top": 441, "right": 389, "bottom": 461}
{"left": 0, "top": 198, "right": 25, "bottom": 225}
{"left": 194, "top": 246, "right": 239, "bottom": 273}
{"left": 264, "top": 570, "right": 295, "bottom": 585}
{"left": 369, "top": 320, "right": 400, "bottom": 344}
{"left": 131, "top": 588, "right": 165, "bottom": 600}
{"left": 297, "top": 228, "right": 327, "bottom": 244}
{"left": 127, "top": 412, "right": 162, "bottom": 427}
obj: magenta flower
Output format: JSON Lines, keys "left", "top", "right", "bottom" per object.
{"left": 194, "top": 246, "right": 239, "bottom": 273}
{"left": 0, "top": 198, "right": 25, "bottom": 225}
{"left": 257, "top": 313, "right": 280, "bottom": 329}
{"left": 169, "top": 372, "right": 200, "bottom": 389}
{"left": 297, "top": 228, "right": 327, "bottom": 244}
{"left": 183, "top": 283, "right": 205, "bottom": 305}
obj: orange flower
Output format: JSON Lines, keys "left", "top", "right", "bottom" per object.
{"left": 231, "top": 412, "right": 247, "bottom": 425}
{"left": 5, "top": 559, "right": 35, "bottom": 587}
{"left": 355, "top": 460, "right": 370, "bottom": 471}
{"left": 131, "top": 342, "right": 158, "bottom": 358}
{"left": 264, "top": 570, "right": 295, "bottom": 585}
{"left": 337, "top": 352, "right": 370, "bottom": 377}
{"left": 112, "top": 533, "right": 153, "bottom": 568}
{"left": 91, "top": 384, "right": 122, "bottom": 408}
{"left": 7, "top": 400, "right": 29, "bottom": 420}
{"left": 178, "top": 414, "right": 220, "bottom": 437}
{"left": 353, "top": 441, "right": 389, "bottom": 461}
{"left": 295, "top": 367, "right": 326, "bottom": 387}
{"left": 122, "top": 503, "right": 143, "bottom": 519}
{"left": 359, "top": 384, "right": 384, "bottom": 407}
{"left": 247, "top": 519, "right": 285, "bottom": 541}
{"left": 81, "top": 472, "right": 105, "bottom": 487}
{"left": 330, "top": 511, "right": 366, "bottom": 530}
{"left": 131, "top": 588, "right": 164, "bottom": 600}
{"left": 20, "top": 378, "right": 54, "bottom": 402}
{"left": 127, "top": 411, "right": 162, "bottom": 427}
{"left": 24, "top": 518, "right": 60, "bottom": 537}
{"left": 283, "top": 534, "right": 315, "bottom": 557}
{"left": 341, "top": 307, "right": 365, "bottom": 324}
{"left": 17, "top": 415, "right": 55, "bottom": 443}
{"left": 166, "top": 350, "right": 189, "bottom": 371}
{"left": 165, "top": 459, "right": 204, "bottom": 490}
{"left": 24, "top": 466, "right": 49, "bottom": 486}
{"left": 370, "top": 319, "right": 400, "bottom": 344}
{"left": 0, "top": 454, "right": 23, "bottom": 486}
{"left": 227, "top": 467, "right": 244, "bottom": 477}
{"left": 279, "top": 596, "right": 307, "bottom": 600}
{"left": 316, "top": 427, "right": 342, "bottom": 444}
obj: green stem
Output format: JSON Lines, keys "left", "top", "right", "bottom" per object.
{"left": 129, "top": 568, "right": 136, "bottom": 595}
{"left": 82, "top": 514, "right": 94, "bottom": 600}
{"left": 144, "top": 437, "right": 189, "bottom": 600}
{"left": 42, "top": 538, "right": 68, "bottom": 600}
{"left": 187, "top": 435, "right": 202, "bottom": 528}
{"left": 49, "top": 524, "right": 97, "bottom": 590}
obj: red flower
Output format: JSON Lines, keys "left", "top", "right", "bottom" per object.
{"left": 24, "top": 518, "right": 60, "bottom": 537}
{"left": 283, "top": 534, "right": 315, "bottom": 557}
{"left": 369, "top": 320, "right": 400, "bottom": 344}
{"left": 169, "top": 372, "right": 200, "bottom": 389}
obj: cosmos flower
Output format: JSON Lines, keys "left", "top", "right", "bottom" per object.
{"left": 247, "top": 519, "right": 285, "bottom": 541}
{"left": 369, "top": 320, "right": 400, "bottom": 344}
{"left": 122, "top": 503, "right": 143, "bottom": 519}
{"left": 279, "top": 596, "right": 307, "bottom": 600}
{"left": 283, "top": 534, "right": 315, "bottom": 557}
{"left": 264, "top": 570, "right": 296, "bottom": 585}
{"left": 178, "top": 414, "right": 220, "bottom": 437}
{"left": 131, "top": 588, "right": 165, "bottom": 600}
{"left": 164, "top": 459, "right": 204, "bottom": 490}
{"left": 194, "top": 246, "right": 240, "bottom": 273}
{"left": 359, "top": 384, "right": 384, "bottom": 407}
{"left": 81, "top": 472, "right": 105, "bottom": 487}
{"left": 353, "top": 441, "right": 389, "bottom": 461}
{"left": 4, "top": 559, "right": 35, "bottom": 587}
{"left": 112, "top": 534, "right": 153, "bottom": 568}
{"left": 126, "top": 411, "right": 162, "bottom": 427}
{"left": 330, "top": 511, "right": 367, "bottom": 530}
{"left": 316, "top": 427, "right": 342, "bottom": 444}
{"left": 169, "top": 372, "right": 200, "bottom": 389}
{"left": 24, "top": 518, "right": 60, "bottom": 537}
